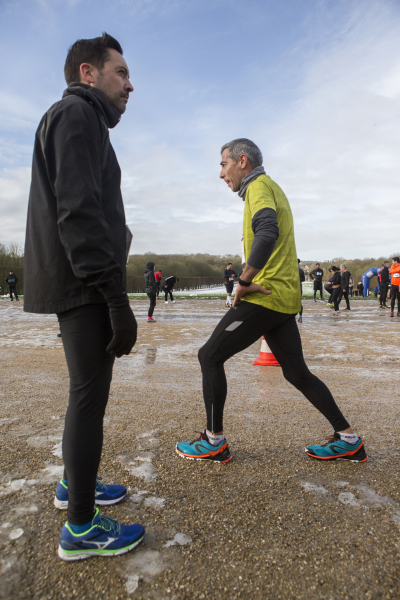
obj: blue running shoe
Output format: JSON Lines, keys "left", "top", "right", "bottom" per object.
{"left": 54, "top": 477, "right": 126, "bottom": 510}
{"left": 176, "top": 430, "right": 232, "bottom": 463}
{"left": 58, "top": 507, "right": 144, "bottom": 561}
{"left": 306, "top": 433, "right": 368, "bottom": 462}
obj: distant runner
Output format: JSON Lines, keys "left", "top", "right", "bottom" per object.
{"left": 164, "top": 275, "right": 179, "bottom": 303}
{"left": 223, "top": 262, "right": 237, "bottom": 307}
{"left": 389, "top": 257, "right": 400, "bottom": 317}
{"left": 339, "top": 263, "right": 351, "bottom": 311}
{"left": 5, "top": 271, "right": 19, "bottom": 301}
{"left": 144, "top": 261, "right": 157, "bottom": 322}
{"left": 298, "top": 259, "right": 305, "bottom": 323}
{"left": 176, "top": 138, "right": 367, "bottom": 464}
{"left": 154, "top": 269, "right": 162, "bottom": 299}
{"left": 309, "top": 263, "right": 324, "bottom": 302}
{"left": 379, "top": 261, "right": 390, "bottom": 309}
{"left": 329, "top": 266, "right": 342, "bottom": 315}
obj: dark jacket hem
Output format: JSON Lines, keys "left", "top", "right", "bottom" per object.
{"left": 24, "top": 293, "right": 107, "bottom": 315}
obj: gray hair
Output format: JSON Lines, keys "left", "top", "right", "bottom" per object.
{"left": 221, "top": 138, "right": 263, "bottom": 167}
{"left": 340, "top": 263, "right": 347, "bottom": 269}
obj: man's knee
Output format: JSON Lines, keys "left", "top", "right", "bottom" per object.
{"left": 282, "top": 365, "right": 313, "bottom": 389}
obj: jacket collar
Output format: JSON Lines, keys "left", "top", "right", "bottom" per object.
{"left": 62, "top": 83, "right": 121, "bottom": 129}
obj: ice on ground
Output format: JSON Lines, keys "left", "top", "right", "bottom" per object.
{"left": 338, "top": 492, "right": 367, "bottom": 509}
{"left": 352, "top": 485, "right": 397, "bottom": 508}
{"left": 12, "top": 505, "right": 38, "bottom": 516}
{"left": 144, "top": 497, "right": 165, "bottom": 509}
{"left": 124, "top": 549, "right": 169, "bottom": 595}
{"left": 301, "top": 482, "right": 328, "bottom": 494}
{"left": 9, "top": 528, "right": 24, "bottom": 540}
{"left": 129, "top": 463, "right": 157, "bottom": 482}
{"left": 392, "top": 510, "right": 400, "bottom": 527}
{"left": 164, "top": 533, "right": 192, "bottom": 547}
{"left": 129, "top": 491, "right": 148, "bottom": 503}
{"left": 52, "top": 442, "right": 63, "bottom": 458}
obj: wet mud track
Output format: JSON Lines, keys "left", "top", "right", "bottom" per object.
{"left": 0, "top": 298, "right": 399, "bottom": 599}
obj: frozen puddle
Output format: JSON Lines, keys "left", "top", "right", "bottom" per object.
{"left": 124, "top": 549, "right": 169, "bottom": 596}
{"left": 301, "top": 482, "right": 328, "bottom": 494}
{"left": 119, "top": 432, "right": 160, "bottom": 482}
{"left": 164, "top": 533, "right": 192, "bottom": 547}
{"left": 144, "top": 497, "right": 165, "bottom": 509}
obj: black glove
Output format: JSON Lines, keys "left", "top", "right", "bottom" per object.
{"left": 98, "top": 282, "right": 137, "bottom": 358}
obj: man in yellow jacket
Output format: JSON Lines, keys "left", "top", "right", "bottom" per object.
{"left": 176, "top": 138, "right": 367, "bottom": 464}
{"left": 389, "top": 257, "right": 400, "bottom": 317}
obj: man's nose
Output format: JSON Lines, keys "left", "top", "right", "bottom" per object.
{"left": 126, "top": 79, "right": 134, "bottom": 93}
{"left": 220, "top": 170, "right": 225, "bottom": 179}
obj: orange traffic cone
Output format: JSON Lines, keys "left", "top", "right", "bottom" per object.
{"left": 253, "top": 337, "right": 280, "bottom": 366}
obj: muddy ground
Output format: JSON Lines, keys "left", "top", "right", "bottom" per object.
{"left": 0, "top": 297, "right": 399, "bottom": 600}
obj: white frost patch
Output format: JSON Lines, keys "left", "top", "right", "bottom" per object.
{"left": 38, "top": 464, "right": 64, "bottom": 483}
{"left": 164, "top": 533, "right": 192, "bottom": 547}
{"left": 301, "top": 482, "right": 328, "bottom": 494}
{"left": 9, "top": 528, "right": 24, "bottom": 540}
{"left": 129, "top": 491, "right": 148, "bottom": 504}
{"left": 52, "top": 442, "right": 63, "bottom": 458}
{"left": 12, "top": 505, "right": 38, "bottom": 516}
{"left": 26, "top": 434, "right": 62, "bottom": 449}
{"left": 134, "top": 452, "right": 154, "bottom": 463}
{"left": 352, "top": 485, "right": 397, "bottom": 508}
{"left": 0, "top": 479, "right": 26, "bottom": 498}
{"left": 129, "top": 463, "right": 157, "bottom": 482}
{"left": 143, "top": 497, "right": 165, "bottom": 510}
{"left": 126, "top": 574, "right": 140, "bottom": 595}
{"left": 392, "top": 510, "right": 400, "bottom": 527}
{"left": 338, "top": 492, "right": 366, "bottom": 509}
{"left": 334, "top": 481, "right": 349, "bottom": 487}
{"left": 124, "top": 549, "right": 167, "bottom": 586}
{"left": 1, "top": 523, "right": 11, "bottom": 528}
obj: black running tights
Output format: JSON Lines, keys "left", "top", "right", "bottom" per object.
{"left": 332, "top": 287, "right": 342, "bottom": 311}
{"left": 58, "top": 303, "right": 115, "bottom": 525}
{"left": 165, "top": 288, "right": 174, "bottom": 301}
{"left": 391, "top": 286, "right": 399, "bottom": 312}
{"left": 147, "top": 292, "right": 156, "bottom": 317}
{"left": 198, "top": 301, "right": 350, "bottom": 433}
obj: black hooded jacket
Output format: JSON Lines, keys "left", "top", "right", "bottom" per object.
{"left": 144, "top": 262, "right": 157, "bottom": 294}
{"left": 24, "top": 83, "right": 128, "bottom": 314}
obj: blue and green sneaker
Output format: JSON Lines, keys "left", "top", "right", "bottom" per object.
{"left": 58, "top": 507, "right": 144, "bottom": 561}
{"left": 305, "top": 433, "right": 368, "bottom": 462}
{"left": 176, "top": 430, "right": 232, "bottom": 463}
{"left": 54, "top": 477, "right": 126, "bottom": 510}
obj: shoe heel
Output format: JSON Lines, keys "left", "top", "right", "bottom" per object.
{"left": 54, "top": 496, "right": 68, "bottom": 510}
{"left": 349, "top": 444, "right": 368, "bottom": 462}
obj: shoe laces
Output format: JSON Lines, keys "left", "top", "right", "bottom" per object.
{"left": 321, "top": 434, "right": 340, "bottom": 447}
{"left": 95, "top": 477, "right": 107, "bottom": 492}
{"left": 189, "top": 430, "right": 208, "bottom": 445}
{"left": 98, "top": 515, "right": 122, "bottom": 536}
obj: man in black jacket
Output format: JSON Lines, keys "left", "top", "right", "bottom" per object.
{"left": 223, "top": 262, "right": 237, "bottom": 307}
{"left": 309, "top": 263, "right": 324, "bottom": 301}
{"left": 164, "top": 275, "right": 179, "bottom": 303}
{"left": 24, "top": 33, "right": 144, "bottom": 561}
{"left": 339, "top": 263, "right": 351, "bottom": 311}
{"left": 5, "top": 271, "right": 19, "bottom": 301}
{"left": 144, "top": 261, "right": 157, "bottom": 322}
{"left": 379, "top": 261, "right": 390, "bottom": 308}
{"left": 298, "top": 259, "right": 305, "bottom": 323}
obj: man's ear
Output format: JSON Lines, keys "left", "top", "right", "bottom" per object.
{"left": 239, "top": 154, "right": 249, "bottom": 169}
{"left": 79, "top": 62, "right": 97, "bottom": 85}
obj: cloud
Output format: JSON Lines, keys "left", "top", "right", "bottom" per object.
{"left": 0, "top": 168, "right": 31, "bottom": 246}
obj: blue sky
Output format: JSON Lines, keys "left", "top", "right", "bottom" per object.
{"left": 1, "top": 0, "right": 399, "bottom": 259}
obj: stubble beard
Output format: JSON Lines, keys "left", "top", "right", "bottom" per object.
{"left": 96, "top": 72, "right": 127, "bottom": 115}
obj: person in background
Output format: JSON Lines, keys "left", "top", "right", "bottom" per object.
{"left": 339, "top": 264, "right": 351, "bottom": 311}
{"left": 164, "top": 275, "right": 179, "bottom": 303}
{"left": 5, "top": 271, "right": 19, "bottom": 301}
{"left": 330, "top": 266, "right": 342, "bottom": 315}
{"left": 357, "top": 281, "right": 364, "bottom": 297}
{"left": 378, "top": 261, "right": 390, "bottom": 309}
{"left": 144, "top": 261, "right": 157, "bottom": 322}
{"left": 309, "top": 263, "right": 324, "bottom": 302}
{"left": 298, "top": 259, "right": 305, "bottom": 323}
{"left": 154, "top": 269, "right": 162, "bottom": 299}
{"left": 223, "top": 262, "right": 238, "bottom": 307}
{"left": 325, "top": 267, "right": 334, "bottom": 306}
{"left": 349, "top": 275, "right": 354, "bottom": 297}
{"left": 389, "top": 257, "right": 400, "bottom": 317}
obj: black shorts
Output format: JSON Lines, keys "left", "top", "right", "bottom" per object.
{"left": 314, "top": 280, "right": 323, "bottom": 291}
{"left": 224, "top": 281, "right": 234, "bottom": 294}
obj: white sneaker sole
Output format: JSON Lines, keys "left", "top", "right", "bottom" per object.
{"left": 58, "top": 534, "right": 144, "bottom": 561}
{"left": 54, "top": 493, "right": 126, "bottom": 510}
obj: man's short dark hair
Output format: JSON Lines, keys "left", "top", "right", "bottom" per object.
{"left": 64, "top": 32, "right": 123, "bottom": 85}
{"left": 316, "top": 263, "right": 320, "bottom": 266}
{"left": 227, "top": 262, "right": 232, "bottom": 266}
{"left": 392, "top": 257, "right": 399, "bottom": 263}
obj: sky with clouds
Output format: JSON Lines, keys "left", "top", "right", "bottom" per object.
{"left": 1, "top": 0, "right": 399, "bottom": 260}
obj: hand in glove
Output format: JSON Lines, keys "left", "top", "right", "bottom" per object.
{"left": 98, "top": 282, "right": 137, "bottom": 357}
